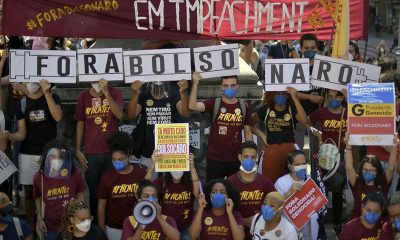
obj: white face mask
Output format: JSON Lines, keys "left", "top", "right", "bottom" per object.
{"left": 91, "top": 83, "right": 101, "bottom": 93}
{"left": 75, "top": 219, "right": 91, "bottom": 233}
{"left": 26, "top": 82, "right": 40, "bottom": 93}
{"left": 50, "top": 159, "right": 63, "bottom": 171}
{"left": 380, "top": 47, "right": 385, "bottom": 54}
{"left": 239, "top": 165, "right": 257, "bottom": 174}
{"left": 170, "top": 171, "right": 184, "bottom": 180}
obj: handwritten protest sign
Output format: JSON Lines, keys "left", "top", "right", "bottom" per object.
{"left": 10, "top": 50, "right": 76, "bottom": 83}
{"left": 77, "top": 48, "right": 123, "bottom": 82}
{"left": 283, "top": 178, "right": 328, "bottom": 230}
{"left": 311, "top": 55, "right": 381, "bottom": 91}
{"left": 0, "top": 151, "right": 18, "bottom": 184}
{"left": 348, "top": 83, "right": 396, "bottom": 145}
{"left": 264, "top": 59, "right": 309, "bottom": 91}
{"left": 155, "top": 123, "right": 189, "bottom": 172}
{"left": 123, "top": 48, "right": 191, "bottom": 83}
{"left": 193, "top": 44, "right": 240, "bottom": 79}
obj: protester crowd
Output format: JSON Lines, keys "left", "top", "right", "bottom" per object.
{"left": 0, "top": 33, "right": 400, "bottom": 240}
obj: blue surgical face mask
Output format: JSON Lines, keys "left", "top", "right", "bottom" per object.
{"left": 211, "top": 192, "right": 226, "bottom": 209}
{"left": 304, "top": 50, "right": 316, "bottom": 59}
{"left": 241, "top": 157, "right": 255, "bottom": 172}
{"left": 145, "top": 196, "right": 157, "bottom": 203}
{"left": 363, "top": 211, "right": 380, "bottom": 225}
{"left": 113, "top": 160, "right": 128, "bottom": 172}
{"left": 223, "top": 88, "right": 237, "bottom": 99}
{"left": 362, "top": 171, "right": 376, "bottom": 184}
{"left": 274, "top": 95, "right": 287, "bottom": 106}
{"left": 261, "top": 204, "right": 275, "bottom": 222}
{"left": 294, "top": 165, "right": 307, "bottom": 181}
{"left": 328, "top": 99, "right": 341, "bottom": 109}
{"left": 0, "top": 214, "right": 12, "bottom": 224}
{"left": 394, "top": 218, "right": 400, "bottom": 232}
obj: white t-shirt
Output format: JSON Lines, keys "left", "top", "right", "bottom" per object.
{"left": 274, "top": 174, "right": 303, "bottom": 195}
{"left": 250, "top": 213, "right": 298, "bottom": 240}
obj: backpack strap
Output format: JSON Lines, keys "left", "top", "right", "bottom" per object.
{"left": 251, "top": 213, "right": 263, "bottom": 235}
{"left": 21, "top": 97, "right": 26, "bottom": 115}
{"left": 238, "top": 98, "right": 247, "bottom": 125}
{"left": 212, "top": 97, "right": 221, "bottom": 123}
{"left": 264, "top": 108, "right": 270, "bottom": 128}
{"left": 12, "top": 217, "right": 24, "bottom": 240}
{"left": 288, "top": 106, "right": 295, "bottom": 132}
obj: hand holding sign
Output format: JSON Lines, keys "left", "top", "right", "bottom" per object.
{"left": 98, "top": 78, "right": 109, "bottom": 96}
{"left": 177, "top": 80, "right": 189, "bottom": 93}
{"left": 151, "top": 149, "right": 162, "bottom": 166}
{"left": 39, "top": 79, "right": 51, "bottom": 95}
{"left": 286, "top": 86, "right": 298, "bottom": 99}
{"left": 131, "top": 80, "right": 143, "bottom": 94}
{"left": 198, "top": 193, "right": 207, "bottom": 209}
{"left": 1, "top": 50, "right": 8, "bottom": 63}
{"left": 192, "top": 72, "right": 202, "bottom": 86}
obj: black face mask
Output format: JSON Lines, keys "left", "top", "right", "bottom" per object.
{"left": 0, "top": 203, "right": 13, "bottom": 216}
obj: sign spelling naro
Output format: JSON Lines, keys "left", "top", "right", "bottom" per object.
{"left": 264, "top": 59, "right": 310, "bottom": 91}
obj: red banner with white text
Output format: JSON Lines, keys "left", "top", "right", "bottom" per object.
{"left": 3, "top": 0, "right": 368, "bottom": 40}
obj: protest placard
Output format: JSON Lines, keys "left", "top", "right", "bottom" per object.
{"left": 0, "top": 151, "right": 18, "bottom": 184}
{"left": 10, "top": 50, "right": 76, "bottom": 83}
{"left": 155, "top": 123, "right": 190, "bottom": 172}
{"left": 264, "top": 59, "right": 309, "bottom": 91}
{"left": 348, "top": 83, "right": 396, "bottom": 145}
{"left": 193, "top": 44, "right": 239, "bottom": 79}
{"left": 189, "top": 122, "right": 200, "bottom": 150}
{"left": 123, "top": 48, "right": 191, "bottom": 83}
{"left": 283, "top": 178, "right": 328, "bottom": 230}
{"left": 77, "top": 48, "right": 123, "bottom": 82}
{"left": 311, "top": 55, "right": 381, "bottom": 91}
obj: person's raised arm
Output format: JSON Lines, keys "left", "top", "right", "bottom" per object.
{"left": 296, "top": 92, "right": 324, "bottom": 105}
{"left": 386, "top": 135, "right": 399, "bottom": 183}
{"left": 176, "top": 80, "right": 190, "bottom": 117}
{"left": 188, "top": 194, "right": 207, "bottom": 239}
{"left": 144, "top": 150, "right": 161, "bottom": 181}
{"left": 189, "top": 154, "right": 200, "bottom": 197}
{"left": 40, "top": 79, "right": 63, "bottom": 122}
{"left": 226, "top": 198, "right": 245, "bottom": 240}
{"left": 344, "top": 133, "right": 357, "bottom": 187}
{"left": 99, "top": 79, "right": 123, "bottom": 120}
{"left": 127, "top": 81, "right": 143, "bottom": 120}
{"left": 188, "top": 72, "right": 205, "bottom": 112}
{"left": 287, "top": 87, "right": 307, "bottom": 124}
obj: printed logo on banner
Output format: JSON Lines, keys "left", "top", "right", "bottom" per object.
{"left": 264, "top": 59, "right": 309, "bottom": 91}
{"left": 193, "top": 44, "right": 240, "bottom": 79}
{"left": 123, "top": 48, "right": 191, "bottom": 83}
{"left": 10, "top": 50, "right": 76, "bottom": 83}
{"left": 77, "top": 48, "right": 123, "bottom": 82}
{"left": 310, "top": 55, "right": 381, "bottom": 91}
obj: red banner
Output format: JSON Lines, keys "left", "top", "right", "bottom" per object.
{"left": 3, "top": 0, "right": 368, "bottom": 40}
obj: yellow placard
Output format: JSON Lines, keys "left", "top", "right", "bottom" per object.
{"left": 348, "top": 103, "right": 394, "bottom": 117}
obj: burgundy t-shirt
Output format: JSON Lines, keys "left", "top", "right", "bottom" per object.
{"left": 32, "top": 167, "right": 86, "bottom": 232}
{"left": 381, "top": 220, "right": 399, "bottom": 239}
{"left": 97, "top": 167, "right": 147, "bottom": 229}
{"left": 350, "top": 176, "right": 389, "bottom": 218}
{"left": 203, "top": 98, "right": 251, "bottom": 162}
{"left": 309, "top": 107, "right": 348, "bottom": 150}
{"left": 339, "top": 217, "right": 382, "bottom": 240}
{"left": 75, "top": 87, "right": 123, "bottom": 154}
{"left": 120, "top": 215, "right": 177, "bottom": 240}
{"left": 197, "top": 209, "right": 244, "bottom": 240}
{"left": 153, "top": 177, "right": 194, "bottom": 231}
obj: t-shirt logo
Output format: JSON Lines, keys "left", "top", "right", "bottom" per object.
{"left": 275, "top": 230, "right": 282, "bottom": 237}
{"left": 101, "top": 122, "right": 108, "bottom": 132}
{"left": 29, "top": 110, "right": 46, "bottom": 122}
{"left": 218, "top": 126, "right": 227, "bottom": 135}
{"left": 221, "top": 107, "right": 226, "bottom": 113}
{"left": 94, "top": 117, "right": 102, "bottom": 125}
{"left": 146, "top": 99, "right": 154, "bottom": 106}
{"left": 284, "top": 113, "right": 291, "bottom": 121}
{"left": 92, "top": 97, "right": 101, "bottom": 107}
{"left": 235, "top": 108, "right": 241, "bottom": 115}
{"left": 204, "top": 217, "right": 213, "bottom": 225}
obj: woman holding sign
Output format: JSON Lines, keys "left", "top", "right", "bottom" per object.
{"left": 251, "top": 87, "right": 307, "bottom": 182}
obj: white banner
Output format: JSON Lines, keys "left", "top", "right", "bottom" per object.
{"left": 193, "top": 44, "right": 240, "bottom": 79}
{"left": 311, "top": 55, "right": 381, "bottom": 91}
{"left": 264, "top": 59, "right": 310, "bottom": 91}
{"left": 0, "top": 151, "right": 17, "bottom": 184}
{"left": 123, "top": 48, "right": 191, "bottom": 83}
{"left": 77, "top": 48, "right": 123, "bottom": 82}
{"left": 10, "top": 50, "right": 76, "bottom": 83}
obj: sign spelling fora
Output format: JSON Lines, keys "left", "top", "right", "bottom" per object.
{"left": 10, "top": 50, "right": 76, "bottom": 83}
{"left": 264, "top": 59, "right": 309, "bottom": 91}
{"left": 348, "top": 83, "right": 396, "bottom": 145}
{"left": 311, "top": 55, "right": 381, "bottom": 91}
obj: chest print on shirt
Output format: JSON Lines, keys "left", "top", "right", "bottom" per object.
{"left": 218, "top": 126, "right": 227, "bottom": 135}
{"left": 92, "top": 97, "right": 101, "bottom": 107}
{"left": 269, "top": 110, "right": 276, "bottom": 118}
{"left": 204, "top": 217, "right": 213, "bottom": 226}
{"left": 29, "top": 110, "right": 46, "bottom": 122}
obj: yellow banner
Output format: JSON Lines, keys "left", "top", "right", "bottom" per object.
{"left": 348, "top": 103, "right": 394, "bottom": 117}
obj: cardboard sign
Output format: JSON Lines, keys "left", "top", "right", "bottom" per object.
{"left": 123, "top": 48, "right": 191, "bottom": 83}
{"left": 0, "top": 151, "right": 18, "bottom": 184}
{"left": 10, "top": 50, "right": 76, "bottom": 83}
{"left": 77, "top": 48, "right": 123, "bottom": 82}
{"left": 348, "top": 83, "right": 396, "bottom": 145}
{"left": 264, "top": 59, "right": 310, "bottom": 91}
{"left": 189, "top": 122, "right": 200, "bottom": 150}
{"left": 311, "top": 55, "right": 381, "bottom": 91}
{"left": 283, "top": 178, "right": 328, "bottom": 230}
{"left": 193, "top": 44, "right": 240, "bottom": 79}
{"left": 155, "top": 123, "right": 190, "bottom": 172}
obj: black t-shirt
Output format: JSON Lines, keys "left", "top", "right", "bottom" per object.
{"left": 56, "top": 225, "right": 107, "bottom": 240}
{"left": 267, "top": 43, "right": 293, "bottom": 59}
{"left": 16, "top": 93, "right": 62, "bottom": 155}
{"left": 257, "top": 105, "right": 297, "bottom": 144}
{"left": 137, "top": 94, "right": 178, "bottom": 158}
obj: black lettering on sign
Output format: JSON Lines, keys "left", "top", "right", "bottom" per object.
{"left": 84, "top": 55, "right": 97, "bottom": 74}
{"left": 352, "top": 104, "right": 365, "bottom": 116}
{"left": 37, "top": 56, "right": 48, "bottom": 75}
{"left": 105, "top": 54, "right": 119, "bottom": 73}
{"left": 271, "top": 64, "right": 283, "bottom": 84}
{"left": 152, "top": 54, "right": 165, "bottom": 74}
{"left": 317, "top": 61, "right": 331, "bottom": 82}
{"left": 199, "top": 52, "right": 212, "bottom": 71}
{"left": 221, "top": 49, "right": 234, "bottom": 69}
{"left": 338, "top": 65, "right": 352, "bottom": 84}
{"left": 129, "top": 56, "right": 143, "bottom": 75}
{"left": 57, "top": 56, "right": 70, "bottom": 77}
{"left": 174, "top": 54, "right": 185, "bottom": 73}
{"left": 292, "top": 64, "right": 305, "bottom": 83}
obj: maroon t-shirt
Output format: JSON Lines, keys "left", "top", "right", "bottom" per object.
{"left": 153, "top": 177, "right": 194, "bottom": 231}
{"left": 381, "top": 220, "right": 399, "bottom": 239}
{"left": 120, "top": 215, "right": 177, "bottom": 240}
{"left": 203, "top": 98, "right": 251, "bottom": 162}
{"left": 339, "top": 217, "right": 382, "bottom": 240}
{"left": 75, "top": 87, "right": 123, "bottom": 154}
{"left": 350, "top": 176, "right": 389, "bottom": 218}
{"left": 309, "top": 107, "right": 347, "bottom": 150}
{"left": 32, "top": 167, "right": 86, "bottom": 232}
{"left": 97, "top": 167, "right": 147, "bottom": 229}
{"left": 197, "top": 209, "right": 244, "bottom": 240}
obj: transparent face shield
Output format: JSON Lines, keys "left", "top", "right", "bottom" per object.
{"left": 43, "top": 148, "right": 72, "bottom": 179}
{"left": 150, "top": 81, "right": 168, "bottom": 99}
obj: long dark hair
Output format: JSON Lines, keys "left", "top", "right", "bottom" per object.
{"left": 262, "top": 91, "right": 294, "bottom": 110}
{"left": 358, "top": 154, "right": 384, "bottom": 187}
{"left": 59, "top": 199, "right": 90, "bottom": 240}
{"left": 204, "top": 179, "right": 240, "bottom": 211}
